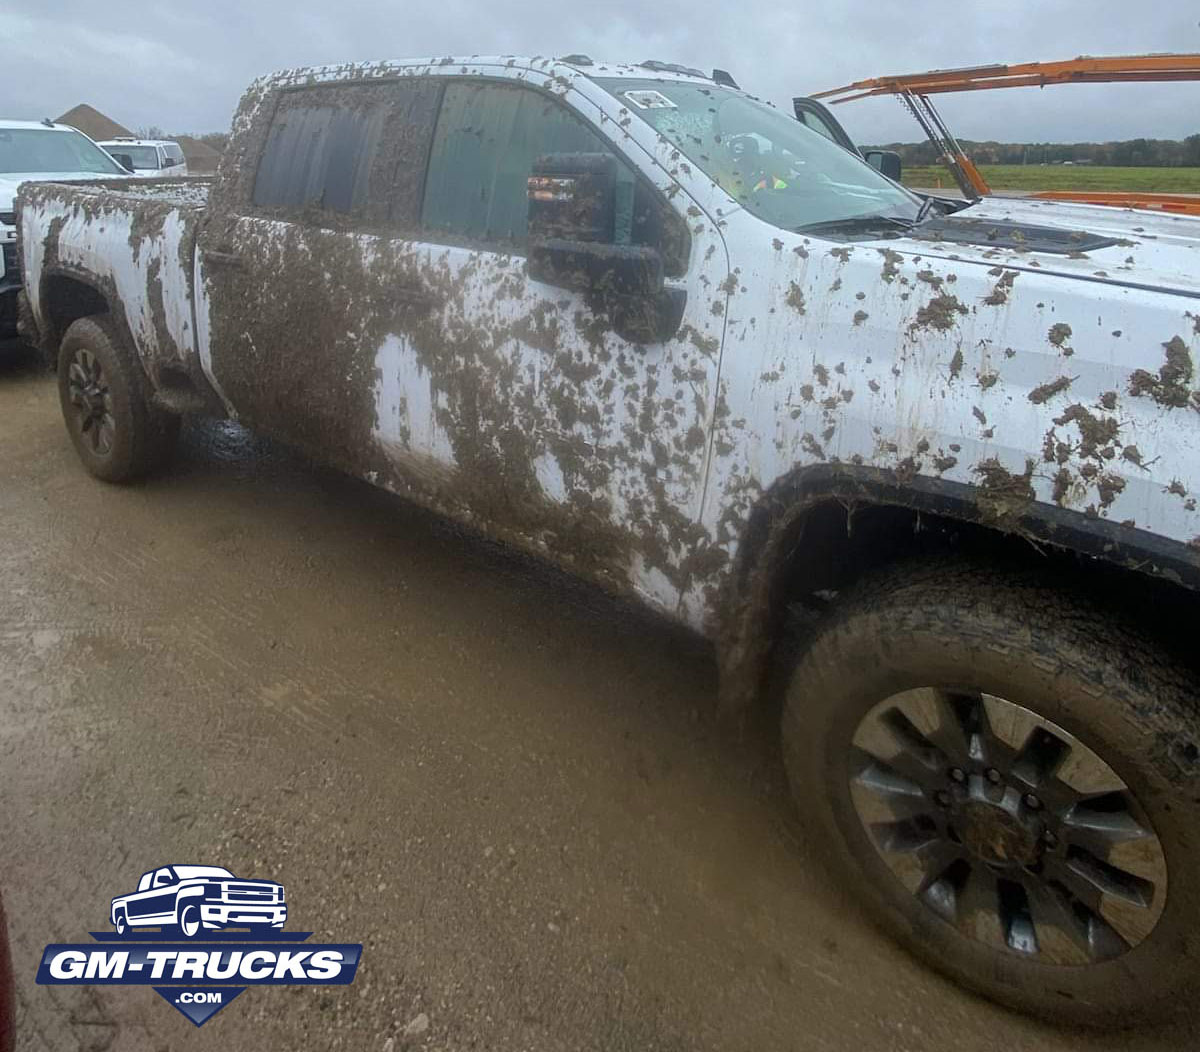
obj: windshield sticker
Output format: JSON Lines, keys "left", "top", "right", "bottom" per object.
{"left": 622, "top": 90, "right": 677, "bottom": 110}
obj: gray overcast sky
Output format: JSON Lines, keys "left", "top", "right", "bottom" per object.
{"left": 3, "top": 2, "right": 1198, "bottom": 144}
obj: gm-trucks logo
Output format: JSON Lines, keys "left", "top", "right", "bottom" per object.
{"left": 36, "top": 864, "right": 362, "bottom": 1026}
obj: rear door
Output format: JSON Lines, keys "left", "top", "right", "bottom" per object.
{"left": 200, "top": 76, "right": 444, "bottom": 472}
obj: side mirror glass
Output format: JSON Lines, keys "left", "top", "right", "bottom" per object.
{"left": 526, "top": 152, "right": 681, "bottom": 343}
{"left": 863, "top": 149, "right": 902, "bottom": 182}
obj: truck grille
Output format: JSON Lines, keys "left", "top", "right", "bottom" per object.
{"left": 2, "top": 243, "right": 18, "bottom": 281}
{"left": 224, "top": 882, "right": 279, "bottom": 901}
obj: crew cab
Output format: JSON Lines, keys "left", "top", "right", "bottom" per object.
{"left": 98, "top": 137, "right": 189, "bottom": 178}
{"left": 16, "top": 56, "right": 1200, "bottom": 1023}
{"left": 0, "top": 118, "right": 128, "bottom": 336}
{"left": 110, "top": 865, "right": 286, "bottom": 937}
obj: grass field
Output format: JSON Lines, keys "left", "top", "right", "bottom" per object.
{"left": 901, "top": 164, "right": 1200, "bottom": 193}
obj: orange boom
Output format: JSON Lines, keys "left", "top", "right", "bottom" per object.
{"left": 815, "top": 53, "right": 1200, "bottom": 215}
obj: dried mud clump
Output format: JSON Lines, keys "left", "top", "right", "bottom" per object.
{"left": 973, "top": 458, "right": 1036, "bottom": 527}
{"left": 912, "top": 294, "right": 968, "bottom": 333}
{"left": 1053, "top": 404, "right": 1120, "bottom": 460}
{"left": 785, "top": 282, "right": 806, "bottom": 315}
{"left": 1128, "top": 336, "right": 1194, "bottom": 408}
{"left": 983, "top": 269, "right": 1017, "bottom": 306}
{"left": 1048, "top": 322, "right": 1073, "bottom": 349}
{"left": 1028, "top": 376, "right": 1073, "bottom": 405}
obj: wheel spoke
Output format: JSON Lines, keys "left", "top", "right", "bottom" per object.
{"left": 954, "top": 864, "right": 1007, "bottom": 949}
{"left": 1025, "top": 878, "right": 1093, "bottom": 964}
{"left": 866, "top": 815, "right": 940, "bottom": 856}
{"left": 879, "top": 706, "right": 947, "bottom": 772}
{"left": 997, "top": 878, "right": 1038, "bottom": 954}
{"left": 1010, "top": 726, "right": 1071, "bottom": 788}
{"left": 1063, "top": 845, "right": 1155, "bottom": 909}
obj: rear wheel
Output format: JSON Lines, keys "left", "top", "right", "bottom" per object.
{"left": 781, "top": 559, "right": 1200, "bottom": 1024}
{"left": 57, "top": 315, "right": 179, "bottom": 482}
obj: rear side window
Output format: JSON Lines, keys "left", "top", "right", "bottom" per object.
{"left": 252, "top": 79, "right": 441, "bottom": 228}
{"left": 164, "top": 144, "right": 185, "bottom": 166}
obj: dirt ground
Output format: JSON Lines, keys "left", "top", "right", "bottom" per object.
{"left": 1, "top": 341, "right": 1192, "bottom": 1051}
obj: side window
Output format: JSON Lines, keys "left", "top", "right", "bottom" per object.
{"left": 797, "top": 111, "right": 840, "bottom": 145}
{"left": 153, "top": 868, "right": 173, "bottom": 888}
{"left": 251, "top": 79, "right": 441, "bottom": 229}
{"left": 421, "top": 81, "right": 688, "bottom": 272}
{"left": 165, "top": 144, "right": 185, "bottom": 166}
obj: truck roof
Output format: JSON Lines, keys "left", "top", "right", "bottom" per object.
{"left": 256, "top": 55, "right": 732, "bottom": 92}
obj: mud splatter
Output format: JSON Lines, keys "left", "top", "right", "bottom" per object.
{"left": 912, "top": 294, "right": 968, "bottom": 333}
{"left": 1028, "top": 376, "right": 1073, "bottom": 405}
{"left": 1128, "top": 336, "right": 1194, "bottom": 408}
{"left": 786, "top": 283, "right": 806, "bottom": 315}
{"left": 973, "top": 458, "right": 1036, "bottom": 527}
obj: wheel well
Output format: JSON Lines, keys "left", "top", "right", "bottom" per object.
{"left": 40, "top": 273, "right": 111, "bottom": 360}
{"left": 768, "top": 499, "right": 1199, "bottom": 678}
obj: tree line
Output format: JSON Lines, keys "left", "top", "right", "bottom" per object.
{"left": 870, "top": 134, "right": 1200, "bottom": 167}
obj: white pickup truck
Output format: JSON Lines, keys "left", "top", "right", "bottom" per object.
{"left": 15, "top": 56, "right": 1200, "bottom": 1024}
{"left": 0, "top": 118, "right": 129, "bottom": 336}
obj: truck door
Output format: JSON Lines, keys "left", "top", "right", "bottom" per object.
{"left": 403, "top": 76, "right": 731, "bottom": 614}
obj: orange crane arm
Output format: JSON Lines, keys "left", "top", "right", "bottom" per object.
{"left": 815, "top": 53, "right": 1200, "bottom": 103}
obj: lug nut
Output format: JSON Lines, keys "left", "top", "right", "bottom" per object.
{"left": 1024, "top": 793, "right": 1042, "bottom": 810}
{"left": 949, "top": 768, "right": 966, "bottom": 783}
{"left": 985, "top": 768, "right": 1002, "bottom": 785}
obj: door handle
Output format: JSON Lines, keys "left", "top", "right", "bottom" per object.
{"left": 203, "top": 249, "right": 244, "bottom": 270}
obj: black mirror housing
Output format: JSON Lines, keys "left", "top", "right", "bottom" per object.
{"left": 863, "top": 149, "right": 902, "bottom": 182}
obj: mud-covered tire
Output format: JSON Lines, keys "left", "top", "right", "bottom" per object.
{"left": 57, "top": 315, "right": 179, "bottom": 482}
{"left": 781, "top": 558, "right": 1200, "bottom": 1025}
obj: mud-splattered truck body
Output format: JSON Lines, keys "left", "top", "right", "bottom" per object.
{"left": 16, "top": 57, "right": 1200, "bottom": 1021}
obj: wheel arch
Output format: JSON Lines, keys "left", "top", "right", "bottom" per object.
{"left": 715, "top": 463, "right": 1200, "bottom": 716}
{"left": 36, "top": 266, "right": 126, "bottom": 368}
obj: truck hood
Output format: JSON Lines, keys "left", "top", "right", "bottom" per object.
{"left": 897, "top": 196, "right": 1200, "bottom": 301}
{"left": 0, "top": 172, "right": 130, "bottom": 217}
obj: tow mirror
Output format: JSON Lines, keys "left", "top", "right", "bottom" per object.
{"left": 528, "top": 152, "right": 682, "bottom": 342}
{"left": 863, "top": 149, "right": 902, "bottom": 182}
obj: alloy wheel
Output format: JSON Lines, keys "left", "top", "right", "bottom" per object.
{"left": 848, "top": 688, "right": 1166, "bottom": 965}
{"left": 66, "top": 347, "right": 116, "bottom": 456}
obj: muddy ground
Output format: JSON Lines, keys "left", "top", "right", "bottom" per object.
{"left": 1, "top": 341, "right": 1192, "bottom": 1050}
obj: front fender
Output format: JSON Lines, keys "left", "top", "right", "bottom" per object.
{"left": 715, "top": 462, "right": 1200, "bottom": 715}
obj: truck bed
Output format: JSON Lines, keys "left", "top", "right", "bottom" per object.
{"left": 18, "top": 177, "right": 212, "bottom": 400}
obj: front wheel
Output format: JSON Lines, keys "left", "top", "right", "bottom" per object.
{"left": 57, "top": 315, "right": 179, "bottom": 482}
{"left": 177, "top": 904, "right": 202, "bottom": 939}
{"left": 781, "top": 559, "right": 1200, "bottom": 1025}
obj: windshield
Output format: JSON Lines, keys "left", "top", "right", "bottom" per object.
{"left": 173, "top": 865, "right": 234, "bottom": 880}
{"left": 0, "top": 127, "right": 126, "bottom": 175}
{"left": 595, "top": 78, "right": 920, "bottom": 232}
{"left": 107, "top": 144, "right": 160, "bottom": 169}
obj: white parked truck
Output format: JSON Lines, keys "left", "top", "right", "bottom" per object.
{"left": 15, "top": 56, "right": 1200, "bottom": 1024}
{"left": 98, "top": 137, "right": 189, "bottom": 178}
{"left": 0, "top": 118, "right": 128, "bottom": 335}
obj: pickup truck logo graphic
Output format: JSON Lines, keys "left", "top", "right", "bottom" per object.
{"left": 37, "top": 864, "right": 360, "bottom": 1026}
{"left": 110, "top": 864, "right": 287, "bottom": 938}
